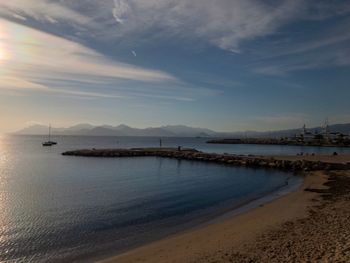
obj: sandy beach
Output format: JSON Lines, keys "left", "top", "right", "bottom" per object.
{"left": 100, "top": 155, "right": 350, "bottom": 263}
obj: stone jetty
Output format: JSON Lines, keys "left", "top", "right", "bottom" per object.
{"left": 62, "top": 148, "right": 350, "bottom": 172}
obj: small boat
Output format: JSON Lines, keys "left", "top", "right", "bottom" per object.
{"left": 42, "top": 124, "right": 57, "bottom": 146}
{"left": 42, "top": 141, "right": 57, "bottom": 146}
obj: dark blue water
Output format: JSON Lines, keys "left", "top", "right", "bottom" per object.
{"left": 1, "top": 135, "right": 343, "bottom": 262}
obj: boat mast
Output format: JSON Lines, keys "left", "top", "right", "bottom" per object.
{"left": 49, "top": 124, "right": 51, "bottom": 142}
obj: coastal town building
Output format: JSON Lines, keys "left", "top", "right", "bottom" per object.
{"left": 293, "top": 119, "right": 349, "bottom": 144}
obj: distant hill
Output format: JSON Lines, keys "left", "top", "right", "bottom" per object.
{"left": 14, "top": 123, "right": 350, "bottom": 138}
{"left": 14, "top": 123, "right": 216, "bottom": 137}
{"left": 161, "top": 125, "right": 217, "bottom": 137}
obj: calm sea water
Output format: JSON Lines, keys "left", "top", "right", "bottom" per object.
{"left": 0, "top": 135, "right": 347, "bottom": 262}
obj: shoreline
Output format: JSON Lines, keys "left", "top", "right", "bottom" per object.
{"left": 88, "top": 173, "right": 302, "bottom": 263}
{"left": 203, "top": 174, "right": 303, "bottom": 226}
{"left": 99, "top": 170, "right": 326, "bottom": 263}
{"left": 63, "top": 151, "right": 350, "bottom": 262}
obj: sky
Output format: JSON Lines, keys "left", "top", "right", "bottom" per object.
{"left": 0, "top": 0, "right": 350, "bottom": 133}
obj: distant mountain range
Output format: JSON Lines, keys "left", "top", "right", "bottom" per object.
{"left": 14, "top": 124, "right": 219, "bottom": 137}
{"left": 14, "top": 123, "right": 350, "bottom": 138}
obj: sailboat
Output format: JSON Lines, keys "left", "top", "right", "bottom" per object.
{"left": 42, "top": 124, "right": 57, "bottom": 146}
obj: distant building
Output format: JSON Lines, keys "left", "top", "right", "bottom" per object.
{"left": 293, "top": 120, "right": 338, "bottom": 143}
{"left": 301, "top": 124, "right": 315, "bottom": 142}
{"left": 287, "top": 119, "right": 349, "bottom": 145}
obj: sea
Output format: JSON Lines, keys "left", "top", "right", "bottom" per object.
{"left": 1, "top": 135, "right": 349, "bottom": 262}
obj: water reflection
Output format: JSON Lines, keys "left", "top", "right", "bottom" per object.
{"left": 0, "top": 135, "right": 345, "bottom": 262}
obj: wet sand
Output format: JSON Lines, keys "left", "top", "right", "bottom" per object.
{"left": 99, "top": 159, "right": 350, "bottom": 263}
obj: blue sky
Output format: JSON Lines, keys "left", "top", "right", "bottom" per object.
{"left": 0, "top": 0, "right": 350, "bottom": 132}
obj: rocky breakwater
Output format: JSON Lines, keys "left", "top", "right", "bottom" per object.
{"left": 62, "top": 148, "right": 350, "bottom": 172}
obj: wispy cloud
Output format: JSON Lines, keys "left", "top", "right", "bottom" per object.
{"left": 303, "top": 1, "right": 350, "bottom": 21}
{"left": 1, "top": 1, "right": 349, "bottom": 133}
{"left": 251, "top": 16, "right": 350, "bottom": 61}
{"left": 1, "top": 20, "right": 175, "bottom": 82}
{"left": 1, "top": 0, "right": 304, "bottom": 52}
{"left": 245, "top": 9, "right": 350, "bottom": 76}
{"left": 3, "top": 0, "right": 349, "bottom": 55}
{"left": 1, "top": 75, "right": 122, "bottom": 99}
{"left": 0, "top": 0, "right": 91, "bottom": 25}
{"left": 0, "top": 19, "right": 176, "bottom": 99}
{"left": 106, "top": 0, "right": 350, "bottom": 53}
{"left": 113, "top": 0, "right": 130, "bottom": 24}
{"left": 109, "top": 0, "right": 303, "bottom": 52}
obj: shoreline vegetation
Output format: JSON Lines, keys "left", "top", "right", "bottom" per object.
{"left": 63, "top": 148, "right": 350, "bottom": 262}
{"left": 207, "top": 138, "right": 350, "bottom": 147}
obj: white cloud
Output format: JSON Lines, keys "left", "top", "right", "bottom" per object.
{"left": 0, "top": 19, "right": 176, "bottom": 99}
{"left": 0, "top": 75, "right": 123, "bottom": 99}
{"left": 0, "top": 0, "right": 90, "bottom": 24}
{"left": 0, "top": 20, "right": 174, "bottom": 81}
{"left": 108, "top": 0, "right": 303, "bottom": 52}
{"left": 12, "top": 13, "right": 27, "bottom": 21}
{"left": 2, "top": 0, "right": 348, "bottom": 54}
{"left": 113, "top": 0, "right": 130, "bottom": 24}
